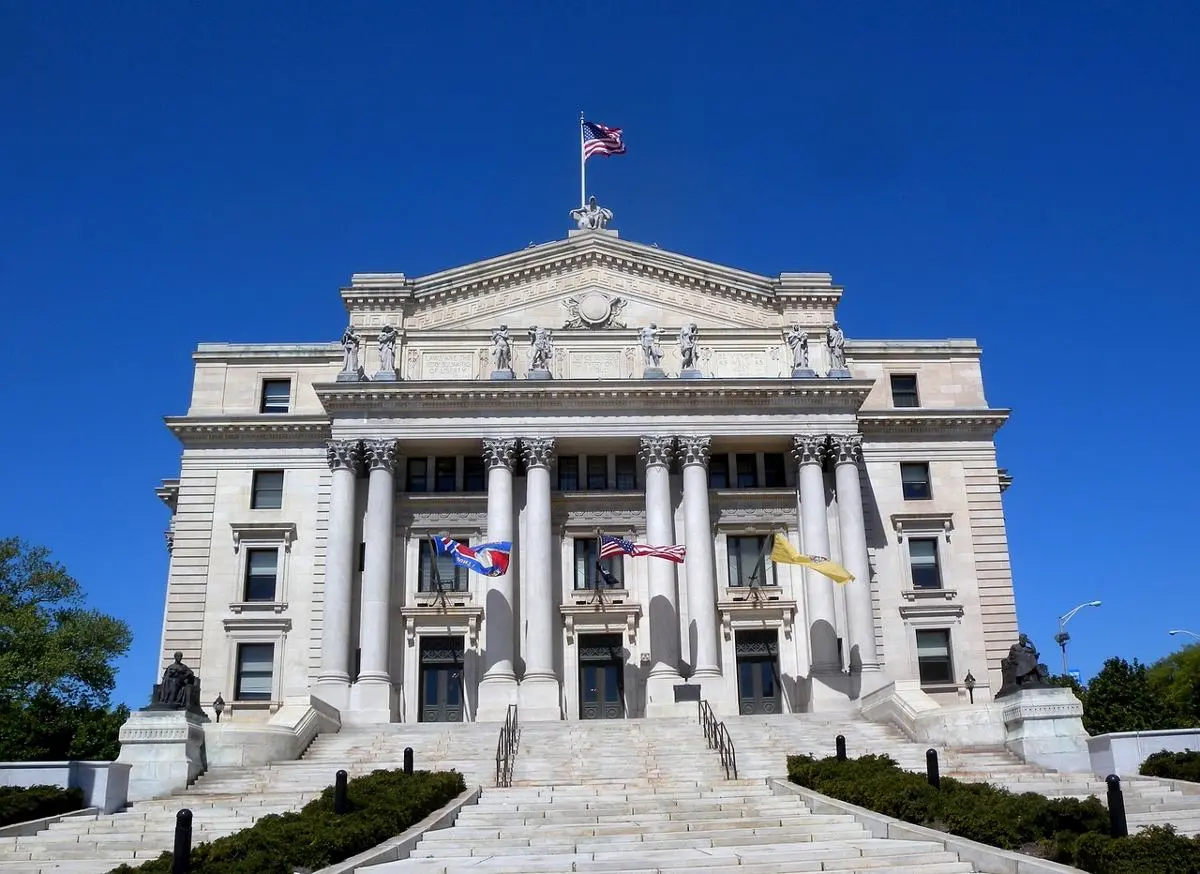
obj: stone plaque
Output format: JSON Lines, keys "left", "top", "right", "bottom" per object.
{"left": 711, "top": 350, "right": 767, "bottom": 378}
{"left": 569, "top": 351, "right": 621, "bottom": 379}
{"left": 422, "top": 352, "right": 474, "bottom": 380}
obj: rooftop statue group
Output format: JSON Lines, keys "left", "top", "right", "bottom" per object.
{"left": 570, "top": 196, "right": 613, "bottom": 231}
{"left": 782, "top": 321, "right": 848, "bottom": 378}
{"left": 636, "top": 322, "right": 702, "bottom": 377}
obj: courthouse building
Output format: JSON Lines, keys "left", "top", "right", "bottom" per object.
{"left": 155, "top": 219, "right": 1017, "bottom": 727}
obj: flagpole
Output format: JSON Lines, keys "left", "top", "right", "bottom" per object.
{"left": 747, "top": 530, "right": 779, "bottom": 587}
{"left": 579, "top": 111, "right": 586, "bottom": 209}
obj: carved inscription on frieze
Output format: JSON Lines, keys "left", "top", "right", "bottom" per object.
{"left": 422, "top": 352, "right": 474, "bottom": 380}
{"left": 711, "top": 350, "right": 768, "bottom": 378}
{"left": 568, "top": 351, "right": 622, "bottom": 379}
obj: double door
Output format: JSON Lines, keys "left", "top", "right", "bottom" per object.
{"left": 419, "top": 636, "right": 464, "bottom": 722}
{"left": 578, "top": 633, "right": 625, "bottom": 719}
{"left": 735, "top": 629, "right": 781, "bottom": 715}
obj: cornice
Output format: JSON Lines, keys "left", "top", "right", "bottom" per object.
{"left": 857, "top": 409, "right": 1010, "bottom": 439}
{"left": 165, "top": 416, "right": 332, "bottom": 445}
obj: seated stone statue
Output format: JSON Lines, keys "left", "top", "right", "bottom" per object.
{"left": 996, "top": 633, "right": 1050, "bottom": 698}
{"left": 148, "top": 651, "right": 203, "bottom": 712}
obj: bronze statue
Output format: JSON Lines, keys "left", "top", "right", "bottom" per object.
{"left": 149, "top": 651, "right": 202, "bottom": 711}
{"left": 996, "top": 633, "right": 1050, "bottom": 698}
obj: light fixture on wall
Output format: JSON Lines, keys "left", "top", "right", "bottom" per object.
{"left": 213, "top": 693, "right": 226, "bottom": 723}
{"left": 964, "top": 670, "right": 976, "bottom": 705}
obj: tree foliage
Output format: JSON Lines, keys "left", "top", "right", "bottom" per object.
{"left": 1056, "top": 649, "right": 1200, "bottom": 736}
{"left": 0, "top": 538, "right": 132, "bottom": 761}
{"left": 1146, "top": 644, "right": 1200, "bottom": 728}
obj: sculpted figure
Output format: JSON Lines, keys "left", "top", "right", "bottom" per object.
{"left": 377, "top": 325, "right": 398, "bottom": 373}
{"left": 826, "top": 321, "right": 847, "bottom": 371}
{"left": 784, "top": 324, "right": 809, "bottom": 369}
{"left": 528, "top": 325, "right": 554, "bottom": 370}
{"left": 491, "top": 325, "right": 513, "bottom": 371}
{"left": 341, "top": 325, "right": 361, "bottom": 374}
{"left": 679, "top": 323, "right": 699, "bottom": 370}
{"left": 570, "top": 196, "right": 613, "bottom": 230}
{"left": 997, "top": 633, "right": 1051, "bottom": 697}
{"left": 155, "top": 651, "right": 198, "bottom": 708}
{"left": 639, "top": 324, "right": 663, "bottom": 368}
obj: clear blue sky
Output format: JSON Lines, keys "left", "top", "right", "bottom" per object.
{"left": 2, "top": 3, "right": 1197, "bottom": 707}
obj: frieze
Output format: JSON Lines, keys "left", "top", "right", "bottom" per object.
{"left": 568, "top": 350, "right": 622, "bottom": 379}
{"left": 1001, "top": 700, "right": 1084, "bottom": 723}
{"left": 422, "top": 352, "right": 475, "bottom": 380}
{"left": 399, "top": 511, "right": 488, "bottom": 530}
{"left": 118, "top": 727, "right": 197, "bottom": 743}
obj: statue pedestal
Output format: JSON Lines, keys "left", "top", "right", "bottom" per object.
{"left": 790, "top": 367, "right": 817, "bottom": 379}
{"left": 679, "top": 368, "right": 704, "bottom": 379}
{"left": 642, "top": 367, "right": 666, "bottom": 379}
{"left": 372, "top": 370, "right": 398, "bottom": 382}
{"left": 116, "top": 709, "right": 208, "bottom": 802}
{"left": 1001, "top": 686, "right": 1091, "bottom": 773}
{"left": 490, "top": 369, "right": 515, "bottom": 381}
{"left": 336, "top": 368, "right": 367, "bottom": 383}
{"left": 827, "top": 368, "right": 851, "bottom": 379}
{"left": 527, "top": 368, "right": 552, "bottom": 381}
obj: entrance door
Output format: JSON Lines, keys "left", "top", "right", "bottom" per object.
{"left": 419, "top": 636, "right": 465, "bottom": 722}
{"left": 735, "top": 629, "right": 782, "bottom": 715}
{"left": 578, "top": 633, "right": 625, "bottom": 719}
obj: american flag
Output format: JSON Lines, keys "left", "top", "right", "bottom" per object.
{"left": 583, "top": 121, "right": 627, "bottom": 159}
{"left": 599, "top": 534, "right": 686, "bottom": 564}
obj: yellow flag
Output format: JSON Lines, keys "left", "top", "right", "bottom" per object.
{"left": 769, "top": 533, "right": 854, "bottom": 584}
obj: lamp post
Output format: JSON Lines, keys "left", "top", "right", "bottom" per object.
{"left": 1054, "top": 600, "right": 1102, "bottom": 676}
{"left": 1168, "top": 629, "right": 1200, "bottom": 643}
{"left": 964, "top": 670, "right": 976, "bottom": 705}
{"left": 212, "top": 694, "right": 225, "bottom": 723}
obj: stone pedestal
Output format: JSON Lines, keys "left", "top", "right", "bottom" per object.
{"left": 476, "top": 677, "right": 519, "bottom": 722}
{"left": 372, "top": 370, "right": 398, "bottom": 381}
{"left": 643, "top": 367, "right": 666, "bottom": 379}
{"left": 518, "top": 677, "right": 562, "bottom": 721}
{"left": 645, "top": 674, "right": 694, "bottom": 717}
{"left": 490, "top": 369, "right": 515, "bottom": 381}
{"left": 679, "top": 368, "right": 704, "bottom": 379}
{"left": 527, "top": 369, "right": 552, "bottom": 380}
{"left": 790, "top": 367, "right": 816, "bottom": 378}
{"left": 336, "top": 368, "right": 367, "bottom": 382}
{"left": 1001, "top": 686, "right": 1091, "bottom": 773}
{"left": 827, "top": 368, "right": 851, "bottom": 379}
{"left": 345, "top": 680, "right": 397, "bottom": 725}
{"left": 116, "top": 709, "right": 207, "bottom": 802}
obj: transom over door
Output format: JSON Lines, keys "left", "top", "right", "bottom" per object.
{"left": 419, "top": 636, "right": 464, "bottom": 723}
{"left": 578, "top": 633, "right": 625, "bottom": 720}
{"left": 735, "top": 629, "right": 781, "bottom": 715}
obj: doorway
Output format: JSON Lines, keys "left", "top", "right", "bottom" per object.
{"left": 578, "top": 633, "right": 625, "bottom": 720}
{"left": 419, "top": 635, "right": 465, "bottom": 722}
{"left": 735, "top": 629, "right": 781, "bottom": 715}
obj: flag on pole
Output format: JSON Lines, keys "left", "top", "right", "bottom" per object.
{"left": 433, "top": 536, "right": 512, "bottom": 577}
{"left": 768, "top": 533, "right": 854, "bottom": 584}
{"left": 599, "top": 534, "right": 685, "bottom": 564}
{"left": 582, "top": 120, "right": 627, "bottom": 159}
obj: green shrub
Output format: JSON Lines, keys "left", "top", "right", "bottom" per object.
{"left": 1072, "top": 826, "right": 1200, "bottom": 874}
{"left": 0, "top": 784, "right": 85, "bottom": 827}
{"left": 1140, "top": 749, "right": 1200, "bottom": 783}
{"left": 107, "top": 768, "right": 466, "bottom": 874}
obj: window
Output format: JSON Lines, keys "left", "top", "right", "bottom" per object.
{"left": 463, "top": 457, "right": 486, "bottom": 492}
{"left": 434, "top": 457, "right": 457, "bottom": 492}
{"left": 558, "top": 456, "right": 579, "bottom": 491}
{"left": 235, "top": 643, "right": 275, "bottom": 701}
{"left": 244, "top": 549, "right": 278, "bottom": 601}
{"left": 260, "top": 380, "right": 291, "bottom": 414}
{"left": 763, "top": 453, "right": 787, "bottom": 488}
{"left": 890, "top": 374, "right": 920, "bottom": 408}
{"left": 418, "top": 539, "right": 468, "bottom": 591}
{"left": 251, "top": 471, "right": 284, "bottom": 509}
{"left": 406, "top": 458, "right": 428, "bottom": 492}
{"left": 573, "top": 538, "right": 623, "bottom": 589}
{"left": 916, "top": 629, "right": 953, "bottom": 685}
{"left": 735, "top": 454, "right": 758, "bottom": 488}
{"left": 586, "top": 456, "right": 608, "bottom": 490}
{"left": 727, "top": 536, "right": 775, "bottom": 587}
{"left": 909, "top": 538, "right": 942, "bottom": 589}
{"left": 615, "top": 455, "right": 637, "bottom": 490}
{"left": 708, "top": 454, "right": 729, "bottom": 489}
{"left": 900, "top": 463, "right": 932, "bottom": 500}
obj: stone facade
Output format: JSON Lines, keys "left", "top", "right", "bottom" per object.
{"left": 155, "top": 228, "right": 1016, "bottom": 726}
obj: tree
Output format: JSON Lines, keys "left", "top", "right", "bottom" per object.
{"left": 1079, "top": 656, "right": 1176, "bottom": 736}
{"left": 1147, "top": 643, "right": 1200, "bottom": 728}
{"left": 0, "top": 538, "right": 132, "bottom": 760}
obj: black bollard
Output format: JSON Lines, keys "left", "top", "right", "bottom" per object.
{"left": 1106, "top": 774, "right": 1128, "bottom": 838}
{"left": 404, "top": 746, "right": 414, "bottom": 774}
{"left": 334, "top": 769, "right": 348, "bottom": 815}
{"left": 926, "top": 749, "right": 940, "bottom": 790}
{"left": 172, "top": 809, "right": 192, "bottom": 874}
{"left": 835, "top": 734, "right": 846, "bottom": 761}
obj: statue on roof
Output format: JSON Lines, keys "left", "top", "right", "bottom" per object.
{"left": 679, "top": 323, "right": 700, "bottom": 371}
{"left": 639, "top": 324, "right": 664, "bottom": 369}
{"left": 341, "top": 325, "right": 362, "bottom": 374}
{"left": 376, "top": 325, "right": 398, "bottom": 376}
{"left": 785, "top": 324, "right": 809, "bottom": 369}
{"left": 529, "top": 325, "right": 554, "bottom": 372}
{"left": 570, "top": 196, "right": 613, "bottom": 231}
{"left": 826, "top": 321, "right": 848, "bottom": 374}
{"left": 491, "top": 325, "right": 513, "bottom": 372}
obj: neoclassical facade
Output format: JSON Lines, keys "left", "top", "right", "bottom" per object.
{"left": 156, "top": 224, "right": 1017, "bottom": 726}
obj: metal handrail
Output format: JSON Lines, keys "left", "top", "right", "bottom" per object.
{"left": 494, "top": 704, "right": 520, "bottom": 787}
{"left": 697, "top": 699, "right": 738, "bottom": 779}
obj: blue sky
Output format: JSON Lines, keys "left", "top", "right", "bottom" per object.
{"left": 2, "top": 3, "right": 1197, "bottom": 707}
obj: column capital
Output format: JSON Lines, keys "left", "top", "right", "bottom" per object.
{"left": 327, "top": 439, "right": 364, "bottom": 473}
{"left": 828, "top": 433, "right": 864, "bottom": 466}
{"left": 364, "top": 439, "right": 400, "bottom": 472}
{"left": 791, "top": 434, "right": 828, "bottom": 467}
{"left": 483, "top": 438, "right": 519, "bottom": 471}
{"left": 639, "top": 435, "right": 676, "bottom": 468}
{"left": 521, "top": 437, "right": 555, "bottom": 469}
{"left": 677, "top": 435, "right": 711, "bottom": 468}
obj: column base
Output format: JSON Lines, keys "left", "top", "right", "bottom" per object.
{"left": 645, "top": 672, "right": 691, "bottom": 717}
{"left": 313, "top": 677, "right": 351, "bottom": 712}
{"left": 518, "top": 676, "right": 561, "bottom": 721}
{"left": 476, "top": 675, "right": 519, "bottom": 722}
{"left": 809, "top": 671, "right": 856, "bottom": 713}
{"left": 343, "top": 679, "right": 397, "bottom": 726}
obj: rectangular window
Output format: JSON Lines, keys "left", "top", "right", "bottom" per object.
{"left": 727, "top": 536, "right": 774, "bottom": 587}
{"left": 557, "top": 456, "right": 579, "bottom": 491}
{"left": 916, "top": 629, "right": 953, "bottom": 685}
{"left": 890, "top": 374, "right": 920, "bottom": 408}
{"left": 235, "top": 643, "right": 275, "bottom": 701}
{"left": 250, "top": 470, "right": 284, "bottom": 509}
{"left": 763, "top": 453, "right": 787, "bottom": 488}
{"left": 615, "top": 455, "right": 637, "bottom": 490}
{"left": 463, "top": 457, "right": 486, "bottom": 492}
{"left": 708, "top": 454, "right": 729, "bottom": 489}
{"left": 406, "top": 458, "right": 428, "bottom": 493}
{"left": 243, "top": 548, "right": 278, "bottom": 601}
{"left": 418, "top": 539, "right": 468, "bottom": 592}
{"left": 900, "top": 463, "right": 932, "bottom": 500}
{"left": 735, "top": 454, "right": 758, "bottom": 488}
{"left": 909, "top": 538, "right": 942, "bottom": 589}
{"left": 434, "top": 457, "right": 457, "bottom": 492}
{"left": 586, "top": 456, "right": 608, "bottom": 490}
{"left": 260, "top": 379, "right": 291, "bottom": 414}
{"left": 573, "top": 538, "right": 623, "bottom": 589}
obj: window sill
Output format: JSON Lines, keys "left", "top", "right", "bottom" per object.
{"left": 919, "top": 683, "right": 958, "bottom": 694}
{"left": 724, "top": 585, "right": 786, "bottom": 603}
{"left": 902, "top": 588, "right": 957, "bottom": 601}
{"left": 569, "top": 588, "right": 629, "bottom": 605}
{"left": 416, "top": 590, "right": 473, "bottom": 606}
{"left": 230, "top": 601, "right": 289, "bottom": 614}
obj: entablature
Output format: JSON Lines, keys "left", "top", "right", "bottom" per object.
{"left": 166, "top": 416, "right": 332, "bottom": 445}
{"left": 857, "top": 409, "right": 1009, "bottom": 440}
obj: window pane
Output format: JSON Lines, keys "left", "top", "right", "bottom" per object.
{"left": 419, "top": 540, "right": 468, "bottom": 591}
{"left": 557, "top": 457, "right": 579, "bottom": 490}
{"left": 586, "top": 456, "right": 608, "bottom": 490}
{"left": 260, "top": 380, "right": 290, "bottom": 414}
{"left": 709, "top": 455, "right": 729, "bottom": 489}
{"left": 916, "top": 629, "right": 953, "bottom": 684}
{"left": 245, "top": 549, "right": 278, "bottom": 601}
{"left": 251, "top": 471, "right": 284, "bottom": 509}
{"left": 760, "top": 662, "right": 775, "bottom": 698}
{"left": 909, "top": 538, "right": 941, "bottom": 589}
{"left": 423, "top": 669, "right": 438, "bottom": 704}
{"left": 900, "top": 463, "right": 931, "bottom": 500}
{"left": 891, "top": 375, "right": 920, "bottom": 408}
{"left": 434, "top": 457, "right": 456, "bottom": 491}
{"left": 735, "top": 454, "right": 757, "bottom": 488}
{"left": 604, "top": 664, "right": 620, "bottom": 700}
{"left": 236, "top": 643, "right": 274, "bottom": 700}
{"left": 729, "top": 536, "right": 770, "bottom": 586}
{"left": 446, "top": 670, "right": 460, "bottom": 705}
{"left": 763, "top": 453, "right": 787, "bottom": 488}
{"left": 406, "top": 458, "right": 428, "bottom": 492}
{"left": 574, "top": 538, "right": 591, "bottom": 589}
{"left": 615, "top": 456, "right": 637, "bottom": 490}
{"left": 463, "top": 457, "right": 486, "bottom": 492}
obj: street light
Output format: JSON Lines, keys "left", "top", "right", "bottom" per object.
{"left": 1054, "top": 600, "right": 1102, "bottom": 676}
{"left": 1168, "top": 629, "right": 1200, "bottom": 643}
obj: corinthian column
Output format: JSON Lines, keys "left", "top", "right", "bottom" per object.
{"left": 641, "top": 435, "right": 683, "bottom": 714}
{"left": 679, "top": 436, "right": 720, "bottom": 687}
{"left": 348, "top": 438, "right": 398, "bottom": 724}
{"left": 518, "top": 437, "right": 561, "bottom": 720}
{"left": 792, "top": 435, "right": 843, "bottom": 687}
{"left": 477, "top": 437, "right": 520, "bottom": 721}
{"left": 317, "top": 439, "right": 362, "bottom": 711}
{"left": 830, "top": 433, "right": 881, "bottom": 679}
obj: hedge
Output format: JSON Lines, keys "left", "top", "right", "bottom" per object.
{"left": 1140, "top": 749, "right": 1200, "bottom": 783}
{"left": 788, "top": 754, "right": 1200, "bottom": 874}
{"left": 107, "top": 768, "right": 466, "bottom": 874}
{"left": 0, "top": 785, "right": 85, "bottom": 828}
